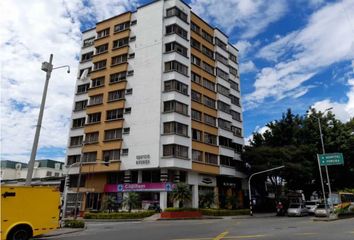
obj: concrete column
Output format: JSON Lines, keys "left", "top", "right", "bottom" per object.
{"left": 138, "top": 170, "right": 142, "bottom": 183}
{"left": 159, "top": 192, "right": 167, "bottom": 210}
{"left": 160, "top": 168, "right": 168, "bottom": 182}
{"left": 124, "top": 170, "right": 131, "bottom": 183}
{"left": 192, "top": 185, "right": 199, "bottom": 208}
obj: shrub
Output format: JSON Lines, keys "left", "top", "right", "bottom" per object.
{"left": 84, "top": 211, "right": 155, "bottom": 219}
{"left": 63, "top": 220, "right": 85, "bottom": 228}
{"left": 163, "top": 208, "right": 199, "bottom": 212}
{"left": 200, "top": 208, "right": 249, "bottom": 216}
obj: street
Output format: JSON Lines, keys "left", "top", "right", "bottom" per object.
{"left": 36, "top": 215, "right": 354, "bottom": 240}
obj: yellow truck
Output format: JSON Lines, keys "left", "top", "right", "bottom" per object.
{"left": 1, "top": 185, "right": 61, "bottom": 240}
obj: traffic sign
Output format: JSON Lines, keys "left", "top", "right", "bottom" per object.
{"left": 319, "top": 153, "right": 344, "bottom": 166}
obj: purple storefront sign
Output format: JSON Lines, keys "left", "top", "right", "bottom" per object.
{"left": 104, "top": 182, "right": 175, "bottom": 193}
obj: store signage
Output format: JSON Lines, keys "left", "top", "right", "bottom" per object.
{"left": 136, "top": 154, "right": 151, "bottom": 165}
{"left": 104, "top": 182, "right": 176, "bottom": 192}
{"left": 198, "top": 175, "right": 216, "bottom": 187}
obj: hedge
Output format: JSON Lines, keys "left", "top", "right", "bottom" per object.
{"left": 200, "top": 209, "right": 249, "bottom": 216}
{"left": 163, "top": 208, "right": 199, "bottom": 212}
{"left": 84, "top": 211, "right": 155, "bottom": 219}
{"left": 63, "top": 220, "right": 85, "bottom": 228}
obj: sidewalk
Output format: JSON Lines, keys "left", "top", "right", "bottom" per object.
{"left": 37, "top": 228, "right": 84, "bottom": 238}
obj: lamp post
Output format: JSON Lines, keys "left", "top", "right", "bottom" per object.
{"left": 248, "top": 165, "right": 285, "bottom": 216}
{"left": 25, "top": 54, "right": 70, "bottom": 185}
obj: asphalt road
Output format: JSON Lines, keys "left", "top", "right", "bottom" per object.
{"left": 37, "top": 215, "right": 354, "bottom": 240}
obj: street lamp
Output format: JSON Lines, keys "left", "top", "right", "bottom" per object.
{"left": 25, "top": 54, "right": 70, "bottom": 185}
{"left": 248, "top": 165, "right": 285, "bottom": 216}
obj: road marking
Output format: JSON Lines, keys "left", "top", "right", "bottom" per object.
{"left": 213, "top": 231, "right": 229, "bottom": 240}
{"left": 223, "top": 235, "right": 266, "bottom": 239}
{"left": 294, "top": 233, "right": 318, "bottom": 236}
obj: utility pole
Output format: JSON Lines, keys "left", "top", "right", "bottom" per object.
{"left": 248, "top": 165, "right": 285, "bottom": 216}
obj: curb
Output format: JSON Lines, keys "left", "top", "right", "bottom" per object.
{"left": 157, "top": 217, "right": 223, "bottom": 221}
{"left": 84, "top": 218, "right": 143, "bottom": 222}
{"left": 37, "top": 228, "right": 85, "bottom": 238}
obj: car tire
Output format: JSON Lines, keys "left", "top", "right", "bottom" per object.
{"left": 7, "top": 225, "right": 32, "bottom": 240}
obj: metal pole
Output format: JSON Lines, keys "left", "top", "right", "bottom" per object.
{"left": 248, "top": 166, "right": 285, "bottom": 216}
{"left": 317, "top": 154, "right": 329, "bottom": 216}
{"left": 26, "top": 54, "right": 53, "bottom": 185}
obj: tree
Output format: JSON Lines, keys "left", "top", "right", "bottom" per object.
{"left": 170, "top": 183, "right": 192, "bottom": 208}
{"left": 199, "top": 191, "right": 215, "bottom": 208}
{"left": 122, "top": 192, "right": 140, "bottom": 212}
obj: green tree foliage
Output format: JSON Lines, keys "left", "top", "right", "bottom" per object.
{"left": 243, "top": 108, "right": 354, "bottom": 196}
{"left": 199, "top": 191, "right": 215, "bottom": 208}
{"left": 171, "top": 183, "right": 192, "bottom": 208}
{"left": 122, "top": 192, "right": 140, "bottom": 212}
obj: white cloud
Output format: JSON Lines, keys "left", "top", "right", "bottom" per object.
{"left": 245, "top": 0, "right": 354, "bottom": 109}
{"left": 240, "top": 61, "right": 257, "bottom": 74}
{"left": 0, "top": 0, "right": 136, "bottom": 162}
{"left": 234, "top": 40, "right": 252, "bottom": 57}
{"left": 190, "top": 0, "right": 287, "bottom": 38}
{"left": 245, "top": 125, "right": 270, "bottom": 145}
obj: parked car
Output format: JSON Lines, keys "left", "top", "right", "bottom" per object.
{"left": 315, "top": 204, "right": 332, "bottom": 217}
{"left": 305, "top": 201, "right": 319, "bottom": 214}
{"left": 287, "top": 203, "right": 309, "bottom": 216}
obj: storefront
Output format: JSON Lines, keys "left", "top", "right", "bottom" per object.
{"left": 217, "top": 176, "right": 244, "bottom": 209}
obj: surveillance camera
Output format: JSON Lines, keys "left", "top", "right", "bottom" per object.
{"left": 67, "top": 69, "right": 70, "bottom": 74}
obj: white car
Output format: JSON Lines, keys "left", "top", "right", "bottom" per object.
{"left": 287, "top": 203, "right": 309, "bottom": 217}
{"left": 305, "top": 201, "right": 319, "bottom": 214}
{"left": 314, "top": 204, "right": 332, "bottom": 217}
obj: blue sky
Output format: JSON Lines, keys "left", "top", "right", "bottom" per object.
{"left": 1, "top": 0, "right": 353, "bottom": 162}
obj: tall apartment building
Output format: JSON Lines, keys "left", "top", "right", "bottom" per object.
{"left": 66, "top": 0, "right": 245, "bottom": 212}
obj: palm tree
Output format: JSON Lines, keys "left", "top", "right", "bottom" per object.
{"left": 199, "top": 191, "right": 215, "bottom": 208}
{"left": 122, "top": 192, "right": 140, "bottom": 212}
{"left": 170, "top": 183, "right": 192, "bottom": 208}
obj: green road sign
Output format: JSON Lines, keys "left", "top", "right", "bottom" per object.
{"left": 319, "top": 153, "right": 344, "bottom": 166}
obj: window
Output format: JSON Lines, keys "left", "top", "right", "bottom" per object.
{"left": 230, "top": 95, "right": 240, "bottom": 106}
{"left": 216, "top": 68, "right": 229, "bottom": 80}
{"left": 215, "top": 52, "right": 228, "bottom": 65}
{"left": 205, "top": 153, "right": 218, "bottom": 164}
{"left": 81, "top": 51, "right": 93, "bottom": 62}
{"left": 204, "top": 114, "right": 216, "bottom": 126}
{"left": 127, "top": 70, "right": 134, "bottom": 76}
{"left": 89, "top": 94, "right": 103, "bottom": 105}
{"left": 202, "top": 46, "right": 213, "bottom": 59}
{"left": 191, "top": 72, "right": 202, "bottom": 84}
{"left": 111, "top": 54, "right": 127, "bottom": 66}
{"left": 217, "top": 84, "right": 230, "bottom": 96}
{"left": 204, "top": 132, "right": 217, "bottom": 145}
{"left": 87, "top": 112, "right": 101, "bottom": 124}
{"left": 72, "top": 117, "right": 85, "bottom": 128}
{"left": 114, "top": 21, "right": 130, "bottom": 32}
{"left": 164, "top": 80, "right": 188, "bottom": 95}
{"left": 220, "top": 155, "right": 234, "bottom": 167}
{"left": 128, "top": 53, "right": 135, "bottom": 59}
{"left": 163, "top": 144, "right": 188, "bottom": 158}
{"left": 85, "top": 132, "right": 99, "bottom": 144}
{"left": 104, "top": 128, "right": 122, "bottom": 141}
{"left": 201, "top": 30, "right": 213, "bottom": 44}
{"left": 67, "top": 155, "right": 80, "bottom": 165}
{"left": 96, "top": 44, "right": 108, "bottom": 54}
{"left": 77, "top": 83, "right": 89, "bottom": 94}
{"left": 163, "top": 121, "right": 188, "bottom": 136}
{"left": 203, "top": 96, "right": 216, "bottom": 108}
{"left": 74, "top": 100, "right": 87, "bottom": 111}
{"left": 192, "top": 150, "right": 203, "bottom": 162}
{"left": 54, "top": 172, "right": 60, "bottom": 177}
{"left": 93, "top": 60, "right": 106, "bottom": 71}
{"left": 234, "top": 143, "right": 243, "bottom": 153}
{"left": 229, "top": 53, "right": 238, "bottom": 63}
{"left": 203, "top": 78, "right": 215, "bottom": 91}
{"left": 126, "top": 88, "right": 133, "bottom": 95}
{"left": 229, "top": 66, "right": 238, "bottom": 76}
{"left": 191, "top": 22, "right": 200, "bottom": 34}
{"left": 218, "top": 100, "right": 230, "bottom": 113}
{"left": 123, "top": 127, "right": 130, "bottom": 134}
{"left": 191, "top": 55, "right": 201, "bottom": 66}
{"left": 192, "top": 109, "right": 202, "bottom": 121}
{"left": 83, "top": 37, "right": 95, "bottom": 48}
{"left": 97, "top": 28, "right": 109, "bottom": 38}
{"left": 131, "top": 20, "right": 137, "bottom": 25}
{"left": 91, "top": 77, "right": 104, "bottom": 88}
{"left": 229, "top": 80, "right": 239, "bottom": 91}
{"left": 106, "top": 109, "right": 123, "bottom": 121}
{"left": 113, "top": 37, "right": 129, "bottom": 49}
{"left": 46, "top": 171, "right": 52, "bottom": 177}
{"left": 83, "top": 152, "right": 97, "bottom": 162}
{"left": 219, "top": 136, "right": 233, "bottom": 148}
{"left": 215, "top": 38, "right": 227, "bottom": 51}
{"left": 79, "top": 67, "right": 92, "bottom": 78}
{"left": 192, "top": 129, "right": 202, "bottom": 141}
{"left": 231, "top": 110, "right": 241, "bottom": 121}
{"left": 165, "top": 42, "right": 188, "bottom": 57}
{"left": 232, "top": 126, "right": 242, "bottom": 137}
{"left": 108, "top": 90, "right": 125, "bottom": 101}
{"left": 191, "top": 38, "right": 201, "bottom": 50}
{"left": 124, "top": 107, "right": 131, "bottom": 114}
{"left": 202, "top": 62, "right": 214, "bottom": 75}
{"left": 110, "top": 72, "right": 127, "bottom": 83}
{"left": 164, "top": 61, "right": 188, "bottom": 76}
{"left": 163, "top": 100, "right": 188, "bottom": 115}
{"left": 166, "top": 24, "right": 188, "bottom": 39}
{"left": 103, "top": 150, "right": 120, "bottom": 161}
{"left": 166, "top": 7, "right": 188, "bottom": 22}
{"left": 191, "top": 90, "right": 202, "bottom": 102}
{"left": 218, "top": 118, "right": 232, "bottom": 131}
{"left": 70, "top": 136, "right": 83, "bottom": 147}
{"left": 121, "top": 149, "right": 129, "bottom": 156}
